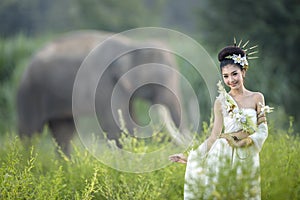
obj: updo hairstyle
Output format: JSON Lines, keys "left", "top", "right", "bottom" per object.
{"left": 218, "top": 46, "right": 246, "bottom": 70}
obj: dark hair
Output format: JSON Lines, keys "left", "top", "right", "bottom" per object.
{"left": 218, "top": 46, "right": 246, "bottom": 70}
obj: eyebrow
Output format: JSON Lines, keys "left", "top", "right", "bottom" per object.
{"left": 222, "top": 70, "right": 238, "bottom": 76}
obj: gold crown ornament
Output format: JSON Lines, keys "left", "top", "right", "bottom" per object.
{"left": 225, "top": 37, "right": 259, "bottom": 70}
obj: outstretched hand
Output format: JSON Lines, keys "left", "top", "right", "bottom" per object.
{"left": 169, "top": 153, "right": 187, "bottom": 164}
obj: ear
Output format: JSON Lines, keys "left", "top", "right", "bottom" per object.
{"left": 242, "top": 69, "right": 246, "bottom": 78}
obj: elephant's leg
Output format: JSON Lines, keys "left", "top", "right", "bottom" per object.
{"left": 48, "top": 118, "right": 75, "bottom": 156}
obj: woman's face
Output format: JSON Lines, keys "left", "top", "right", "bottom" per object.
{"left": 221, "top": 64, "right": 245, "bottom": 90}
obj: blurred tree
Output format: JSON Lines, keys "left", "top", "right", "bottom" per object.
{"left": 0, "top": 0, "right": 39, "bottom": 36}
{"left": 194, "top": 0, "right": 300, "bottom": 128}
{"left": 0, "top": 0, "right": 166, "bottom": 37}
{"left": 73, "top": 0, "right": 164, "bottom": 32}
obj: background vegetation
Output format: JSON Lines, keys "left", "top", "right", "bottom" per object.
{"left": 0, "top": 0, "right": 298, "bottom": 132}
{"left": 0, "top": 0, "right": 299, "bottom": 199}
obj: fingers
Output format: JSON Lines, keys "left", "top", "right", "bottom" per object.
{"left": 168, "top": 155, "right": 178, "bottom": 162}
{"left": 169, "top": 153, "right": 186, "bottom": 163}
{"left": 220, "top": 134, "right": 231, "bottom": 140}
{"left": 220, "top": 134, "right": 235, "bottom": 143}
{"left": 220, "top": 135, "right": 238, "bottom": 147}
{"left": 235, "top": 137, "right": 253, "bottom": 148}
{"left": 169, "top": 156, "right": 180, "bottom": 162}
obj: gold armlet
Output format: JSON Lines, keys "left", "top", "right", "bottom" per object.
{"left": 257, "top": 112, "right": 266, "bottom": 118}
{"left": 257, "top": 116, "right": 267, "bottom": 125}
{"left": 257, "top": 114, "right": 266, "bottom": 119}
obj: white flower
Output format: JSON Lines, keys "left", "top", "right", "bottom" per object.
{"left": 240, "top": 56, "right": 248, "bottom": 66}
{"left": 235, "top": 113, "right": 242, "bottom": 120}
{"left": 240, "top": 115, "right": 247, "bottom": 123}
{"left": 231, "top": 54, "right": 248, "bottom": 67}
{"left": 264, "top": 105, "right": 273, "bottom": 113}
{"left": 233, "top": 107, "right": 239, "bottom": 114}
{"left": 217, "top": 80, "right": 226, "bottom": 93}
{"left": 259, "top": 102, "right": 274, "bottom": 114}
{"left": 232, "top": 54, "right": 242, "bottom": 64}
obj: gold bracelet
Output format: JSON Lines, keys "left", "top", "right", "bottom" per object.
{"left": 257, "top": 116, "right": 267, "bottom": 125}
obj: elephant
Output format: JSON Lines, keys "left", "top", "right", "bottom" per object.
{"left": 17, "top": 30, "right": 182, "bottom": 156}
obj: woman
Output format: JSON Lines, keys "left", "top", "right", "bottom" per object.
{"left": 170, "top": 44, "right": 271, "bottom": 199}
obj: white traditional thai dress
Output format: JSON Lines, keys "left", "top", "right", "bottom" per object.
{"left": 184, "top": 86, "right": 268, "bottom": 200}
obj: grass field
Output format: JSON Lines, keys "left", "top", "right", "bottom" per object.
{"left": 0, "top": 121, "right": 299, "bottom": 200}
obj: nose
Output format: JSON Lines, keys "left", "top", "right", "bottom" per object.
{"left": 228, "top": 76, "right": 234, "bottom": 83}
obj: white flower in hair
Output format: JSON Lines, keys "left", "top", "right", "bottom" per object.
{"left": 223, "top": 38, "right": 259, "bottom": 70}
{"left": 231, "top": 54, "right": 248, "bottom": 67}
{"left": 240, "top": 56, "right": 248, "bottom": 66}
{"left": 232, "top": 54, "right": 242, "bottom": 63}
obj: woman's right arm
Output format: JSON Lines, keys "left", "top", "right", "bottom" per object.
{"left": 169, "top": 99, "right": 224, "bottom": 164}
{"left": 205, "top": 99, "right": 223, "bottom": 152}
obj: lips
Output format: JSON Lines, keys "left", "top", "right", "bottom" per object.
{"left": 229, "top": 82, "right": 238, "bottom": 87}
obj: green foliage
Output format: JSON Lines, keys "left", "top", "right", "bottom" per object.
{"left": 0, "top": 132, "right": 186, "bottom": 200}
{"left": 0, "top": 120, "right": 299, "bottom": 199}
{"left": 0, "top": 34, "right": 39, "bottom": 82}
{"left": 73, "top": 0, "right": 164, "bottom": 32}
{"left": 0, "top": 0, "right": 166, "bottom": 37}
{"left": 260, "top": 121, "right": 300, "bottom": 199}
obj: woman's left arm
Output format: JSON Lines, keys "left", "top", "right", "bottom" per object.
{"left": 245, "top": 93, "right": 269, "bottom": 150}
{"left": 233, "top": 93, "right": 268, "bottom": 148}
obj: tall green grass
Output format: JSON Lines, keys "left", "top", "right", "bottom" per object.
{"left": 0, "top": 131, "right": 186, "bottom": 200}
{"left": 0, "top": 120, "right": 299, "bottom": 200}
{"left": 260, "top": 119, "right": 300, "bottom": 200}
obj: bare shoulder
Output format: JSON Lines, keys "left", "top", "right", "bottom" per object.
{"left": 214, "top": 98, "right": 222, "bottom": 111}
{"left": 253, "top": 92, "right": 265, "bottom": 104}
{"left": 248, "top": 91, "right": 266, "bottom": 113}
{"left": 246, "top": 90, "right": 265, "bottom": 109}
{"left": 247, "top": 90, "right": 264, "bottom": 101}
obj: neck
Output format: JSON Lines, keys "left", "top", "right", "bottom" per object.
{"left": 230, "top": 85, "right": 246, "bottom": 96}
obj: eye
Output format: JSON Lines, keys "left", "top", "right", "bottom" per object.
{"left": 232, "top": 72, "right": 238, "bottom": 76}
{"left": 223, "top": 75, "right": 228, "bottom": 78}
